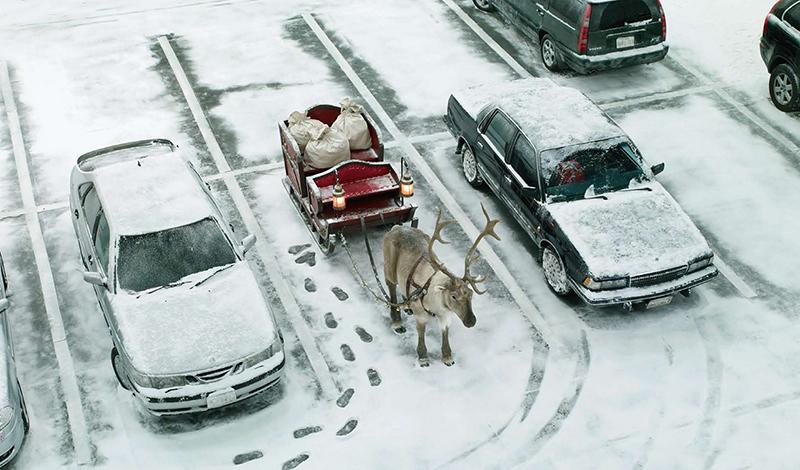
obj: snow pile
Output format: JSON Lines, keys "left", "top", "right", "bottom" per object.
{"left": 547, "top": 182, "right": 712, "bottom": 277}
{"left": 112, "top": 262, "right": 276, "bottom": 375}
{"left": 452, "top": 78, "right": 624, "bottom": 151}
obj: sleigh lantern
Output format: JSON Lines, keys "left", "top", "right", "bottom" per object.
{"left": 280, "top": 103, "right": 417, "bottom": 253}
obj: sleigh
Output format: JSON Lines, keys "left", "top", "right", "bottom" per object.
{"left": 280, "top": 104, "right": 417, "bottom": 253}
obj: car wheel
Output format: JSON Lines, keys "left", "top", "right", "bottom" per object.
{"left": 111, "top": 347, "right": 132, "bottom": 391}
{"left": 540, "top": 34, "right": 562, "bottom": 72}
{"left": 472, "top": 0, "right": 494, "bottom": 12}
{"left": 542, "top": 245, "right": 571, "bottom": 296}
{"left": 770, "top": 64, "right": 800, "bottom": 112}
{"left": 19, "top": 386, "right": 29, "bottom": 433}
{"left": 461, "top": 146, "right": 483, "bottom": 187}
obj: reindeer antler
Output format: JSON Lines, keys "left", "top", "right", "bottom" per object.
{"left": 427, "top": 209, "right": 460, "bottom": 280}
{"left": 463, "top": 203, "right": 501, "bottom": 294}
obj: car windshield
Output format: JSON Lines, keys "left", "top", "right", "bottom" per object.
{"left": 541, "top": 138, "right": 647, "bottom": 202}
{"left": 116, "top": 218, "right": 237, "bottom": 293}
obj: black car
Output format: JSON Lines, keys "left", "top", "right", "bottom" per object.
{"left": 761, "top": 0, "right": 800, "bottom": 112}
{"left": 443, "top": 78, "right": 718, "bottom": 308}
{"left": 473, "top": 0, "right": 668, "bottom": 73}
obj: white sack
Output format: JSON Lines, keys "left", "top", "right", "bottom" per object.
{"left": 332, "top": 97, "right": 372, "bottom": 151}
{"left": 288, "top": 111, "right": 326, "bottom": 152}
{"left": 304, "top": 125, "right": 351, "bottom": 169}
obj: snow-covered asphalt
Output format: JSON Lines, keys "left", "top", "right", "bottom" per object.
{"left": 0, "top": 0, "right": 798, "bottom": 468}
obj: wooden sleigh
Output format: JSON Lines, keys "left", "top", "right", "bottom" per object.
{"left": 279, "top": 104, "right": 417, "bottom": 253}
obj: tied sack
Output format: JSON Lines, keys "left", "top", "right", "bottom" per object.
{"left": 332, "top": 98, "right": 372, "bottom": 151}
{"left": 288, "top": 111, "right": 326, "bottom": 152}
{"left": 304, "top": 125, "right": 351, "bottom": 169}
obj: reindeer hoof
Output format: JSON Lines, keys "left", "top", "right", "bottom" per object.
{"left": 443, "top": 357, "right": 455, "bottom": 367}
{"left": 392, "top": 324, "right": 406, "bottom": 334}
{"left": 418, "top": 357, "right": 430, "bottom": 367}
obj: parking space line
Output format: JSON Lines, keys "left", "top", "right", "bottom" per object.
{"left": 203, "top": 161, "right": 284, "bottom": 182}
{"left": 157, "top": 36, "right": 339, "bottom": 400}
{"left": 0, "top": 61, "right": 93, "bottom": 465}
{"left": 712, "top": 253, "right": 757, "bottom": 299}
{"left": 599, "top": 85, "right": 715, "bottom": 110}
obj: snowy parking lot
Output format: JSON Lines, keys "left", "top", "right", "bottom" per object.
{"left": 1, "top": 0, "right": 799, "bottom": 468}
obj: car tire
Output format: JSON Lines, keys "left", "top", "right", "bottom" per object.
{"left": 770, "top": 64, "right": 800, "bottom": 113}
{"left": 542, "top": 245, "right": 571, "bottom": 296}
{"left": 461, "top": 146, "right": 484, "bottom": 187}
{"left": 472, "top": 0, "right": 494, "bottom": 12}
{"left": 19, "top": 386, "right": 29, "bottom": 434}
{"left": 111, "top": 347, "right": 132, "bottom": 391}
{"left": 540, "top": 34, "right": 562, "bottom": 72}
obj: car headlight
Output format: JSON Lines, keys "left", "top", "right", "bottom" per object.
{"left": 244, "top": 338, "right": 282, "bottom": 368}
{"left": 688, "top": 255, "right": 714, "bottom": 273}
{"left": 583, "top": 276, "right": 629, "bottom": 291}
{"left": 149, "top": 375, "right": 187, "bottom": 389}
{"left": 127, "top": 368, "right": 153, "bottom": 389}
{"left": 0, "top": 406, "right": 14, "bottom": 431}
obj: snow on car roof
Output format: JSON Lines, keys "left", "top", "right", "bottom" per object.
{"left": 93, "top": 152, "right": 214, "bottom": 236}
{"left": 452, "top": 78, "right": 625, "bottom": 151}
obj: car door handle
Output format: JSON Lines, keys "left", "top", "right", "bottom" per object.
{"left": 537, "top": 9, "right": 544, "bottom": 16}
{"left": 476, "top": 141, "right": 483, "bottom": 149}
{"left": 503, "top": 175, "right": 513, "bottom": 185}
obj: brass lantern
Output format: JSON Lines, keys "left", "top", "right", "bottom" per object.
{"left": 400, "top": 157, "right": 414, "bottom": 198}
{"left": 332, "top": 171, "right": 346, "bottom": 211}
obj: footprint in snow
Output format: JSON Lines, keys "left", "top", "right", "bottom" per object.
{"left": 355, "top": 326, "right": 373, "bottom": 343}
{"left": 282, "top": 453, "right": 310, "bottom": 470}
{"left": 337, "top": 388, "right": 354, "bottom": 408}
{"left": 295, "top": 252, "right": 316, "bottom": 267}
{"left": 233, "top": 450, "right": 263, "bottom": 465}
{"left": 336, "top": 419, "right": 358, "bottom": 437}
{"left": 288, "top": 244, "right": 311, "bottom": 255}
{"left": 304, "top": 278, "right": 316, "bottom": 292}
{"left": 340, "top": 344, "right": 355, "bottom": 362}
{"left": 331, "top": 287, "right": 349, "bottom": 301}
{"left": 293, "top": 426, "right": 322, "bottom": 439}
{"left": 324, "top": 312, "right": 338, "bottom": 329}
{"left": 367, "top": 368, "right": 381, "bottom": 387}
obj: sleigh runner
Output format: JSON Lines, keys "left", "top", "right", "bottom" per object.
{"left": 280, "top": 103, "right": 417, "bottom": 253}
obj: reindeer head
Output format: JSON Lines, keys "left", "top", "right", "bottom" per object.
{"left": 427, "top": 204, "right": 500, "bottom": 328}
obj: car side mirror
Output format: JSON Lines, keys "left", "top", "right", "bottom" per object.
{"left": 0, "top": 299, "right": 8, "bottom": 312}
{"left": 651, "top": 162, "right": 665, "bottom": 176}
{"left": 83, "top": 272, "right": 108, "bottom": 288}
{"left": 241, "top": 234, "right": 257, "bottom": 254}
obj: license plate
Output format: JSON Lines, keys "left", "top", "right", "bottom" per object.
{"left": 616, "top": 36, "right": 635, "bottom": 49}
{"left": 646, "top": 296, "right": 673, "bottom": 309}
{"left": 207, "top": 388, "right": 237, "bottom": 409}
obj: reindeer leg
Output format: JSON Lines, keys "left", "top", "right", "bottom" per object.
{"left": 442, "top": 327, "right": 454, "bottom": 367}
{"left": 387, "top": 282, "right": 405, "bottom": 334}
{"left": 416, "top": 316, "right": 430, "bottom": 367}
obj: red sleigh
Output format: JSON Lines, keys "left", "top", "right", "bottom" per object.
{"left": 279, "top": 104, "right": 417, "bottom": 253}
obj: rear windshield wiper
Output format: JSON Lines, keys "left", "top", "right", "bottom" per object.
{"left": 191, "top": 264, "right": 235, "bottom": 289}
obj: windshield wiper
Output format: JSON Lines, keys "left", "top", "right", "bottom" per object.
{"left": 191, "top": 264, "right": 235, "bottom": 289}
{"left": 138, "top": 279, "right": 191, "bottom": 297}
{"left": 620, "top": 186, "right": 653, "bottom": 193}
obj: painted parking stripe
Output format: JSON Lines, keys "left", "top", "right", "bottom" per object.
{"left": 156, "top": 36, "right": 340, "bottom": 400}
{"left": 712, "top": 253, "right": 757, "bottom": 299}
{"left": 302, "top": 11, "right": 586, "bottom": 451}
{"left": 0, "top": 61, "right": 93, "bottom": 465}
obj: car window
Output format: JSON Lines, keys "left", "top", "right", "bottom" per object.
{"left": 550, "top": 0, "right": 583, "bottom": 25}
{"left": 93, "top": 212, "right": 110, "bottom": 272}
{"left": 483, "top": 111, "right": 518, "bottom": 157}
{"left": 591, "top": 0, "right": 657, "bottom": 31}
{"left": 81, "top": 185, "right": 102, "bottom": 233}
{"left": 786, "top": 4, "right": 800, "bottom": 29}
{"left": 509, "top": 137, "right": 540, "bottom": 188}
{"left": 116, "top": 217, "right": 237, "bottom": 293}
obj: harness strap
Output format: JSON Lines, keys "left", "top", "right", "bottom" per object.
{"left": 406, "top": 255, "right": 439, "bottom": 317}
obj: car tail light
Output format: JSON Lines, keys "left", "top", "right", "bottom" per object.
{"left": 764, "top": 0, "right": 781, "bottom": 35}
{"left": 578, "top": 4, "right": 592, "bottom": 54}
{"left": 655, "top": 0, "right": 666, "bottom": 41}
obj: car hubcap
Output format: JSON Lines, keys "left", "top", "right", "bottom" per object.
{"left": 543, "top": 248, "right": 569, "bottom": 294}
{"left": 774, "top": 73, "right": 794, "bottom": 105}
{"left": 543, "top": 40, "right": 555, "bottom": 67}
{"left": 463, "top": 149, "right": 477, "bottom": 182}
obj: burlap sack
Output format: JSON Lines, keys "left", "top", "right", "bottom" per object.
{"left": 304, "top": 125, "right": 351, "bottom": 169}
{"left": 288, "top": 111, "right": 327, "bottom": 152}
{"left": 332, "top": 98, "right": 372, "bottom": 151}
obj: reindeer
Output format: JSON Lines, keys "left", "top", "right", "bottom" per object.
{"left": 383, "top": 205, "right": 500, "bottom": 367}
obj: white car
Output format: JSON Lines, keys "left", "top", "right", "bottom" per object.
{"left": 69, "top": 139, "right": 284, "bottom": 415}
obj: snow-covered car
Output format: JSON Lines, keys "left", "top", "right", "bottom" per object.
{"left": 69, "top": 139, "right": 285, "bottom": 415}
{"left": 444, "top": 78, "right": 718, "bottom": 309}
{"left": 0, "top": 254, "right": 29, "bottom": 465}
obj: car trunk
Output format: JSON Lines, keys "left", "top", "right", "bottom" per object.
{"left": 585, "top": 0, "right": 663, "bottom": 56}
